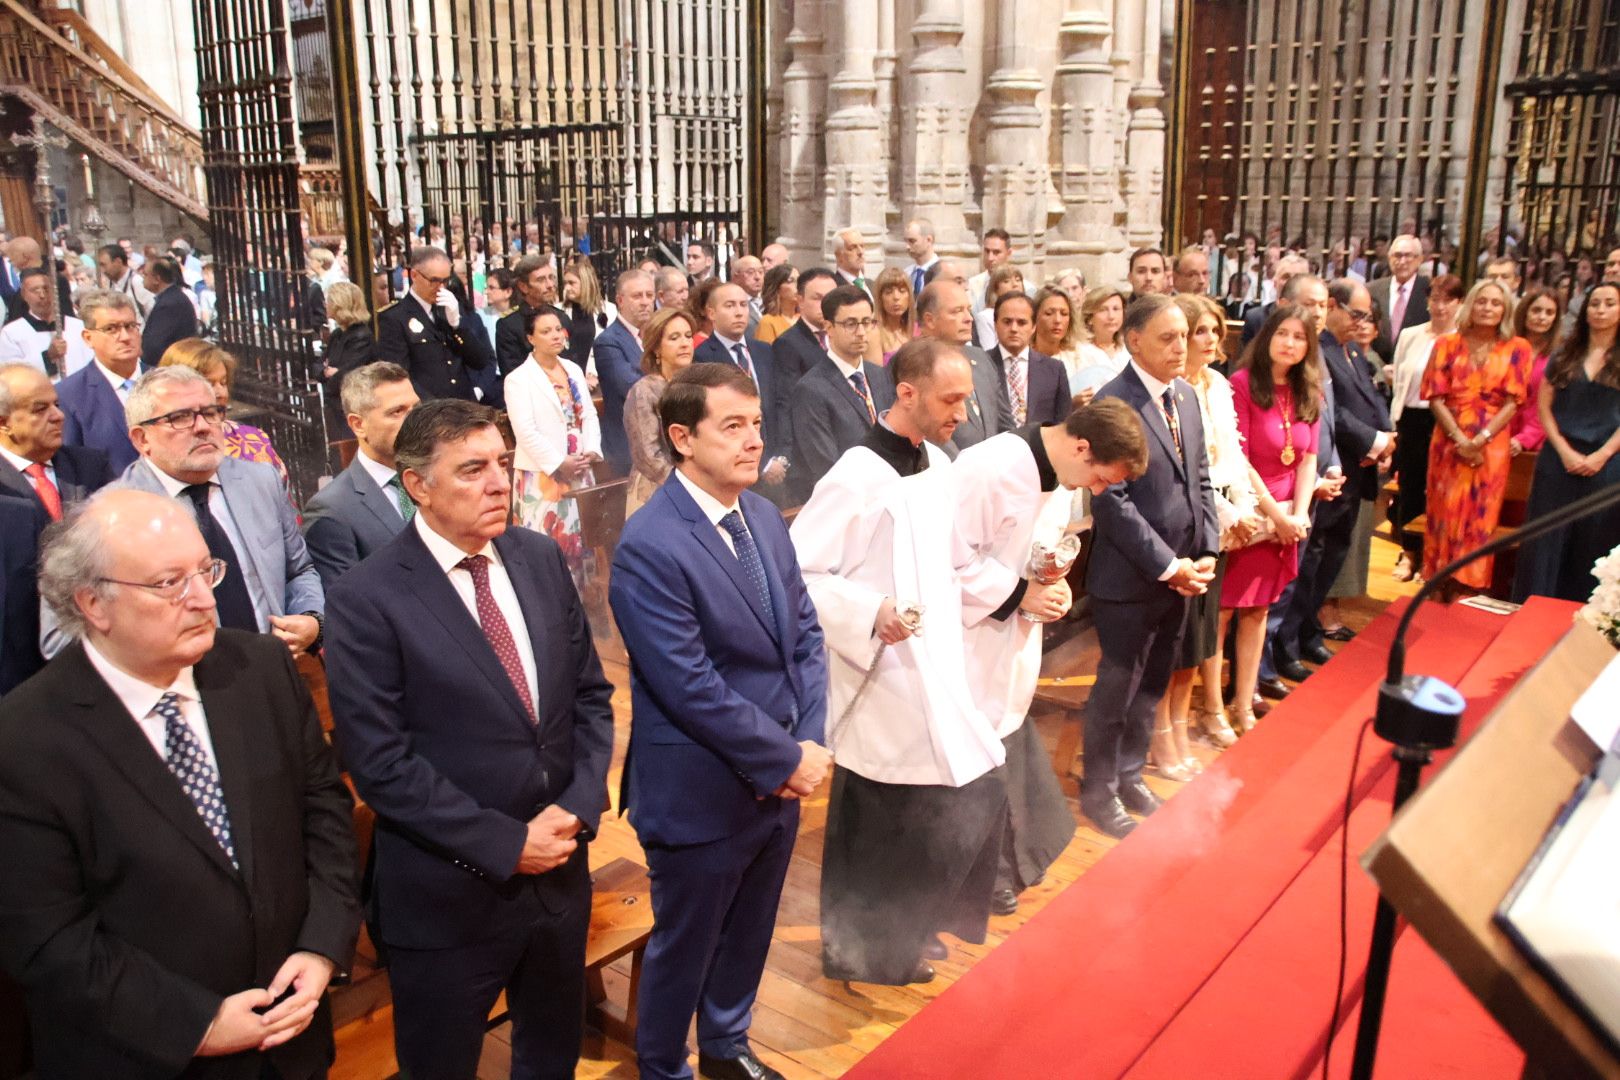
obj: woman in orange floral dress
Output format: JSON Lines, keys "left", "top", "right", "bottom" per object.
{"left": 1420, "top": 280, "right": 1534, "bottom": 590}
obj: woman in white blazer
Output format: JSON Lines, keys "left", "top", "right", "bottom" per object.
{"left": 1387, "top": 272, "right": 1464, "bottom": 582}
{"left": 504, "top": 306, "right": 602, "bottom": 575}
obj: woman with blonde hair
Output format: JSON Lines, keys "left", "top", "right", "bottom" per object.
{"left": 1420, "top": 280, "right": 1534, "bottom": 592}
{"left": 622, "top": 307, "right": 698, "bottom": 516}
{"left": 1070, "top": 285, "right": 1129, "bottom": 401}
{"left": 871, "top": 267, "right": 915, "bottom": 363}
{"left": 1030, "top": 285, "right": 1082, "bottom": 378}
{"left": 159, "top": 338, "right": 292, "bottom": 492}
{"left": 755, "top": 263, "right": 799, "bottom": 344}
{"left": 561, "top": 257, "right": 607, "bottom": 367}
{"left": 320, "top": 280, "right": 376, "bottom": 437}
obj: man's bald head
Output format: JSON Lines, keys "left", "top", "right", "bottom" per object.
{"left": 760, "top": 242, "right": 790, "bottom": 270}
{"left": 6, "top": 236, "right": 41, "bottom": 270}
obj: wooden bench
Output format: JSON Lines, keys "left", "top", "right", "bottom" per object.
{"left": 1398, "top": 449, "right": 1537, "bottom": 593}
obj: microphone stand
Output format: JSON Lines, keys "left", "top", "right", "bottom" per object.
{"left": 1350, "top": 477, "right": 1620, "bottom": 1080}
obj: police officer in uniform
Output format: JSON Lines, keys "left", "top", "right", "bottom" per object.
{"left": 377, "top": 246, "right": 494, "bottom": 402}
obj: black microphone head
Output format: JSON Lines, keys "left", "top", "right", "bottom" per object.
{"left": 1375, "top": 675, "right": 1465, "bottom": 751}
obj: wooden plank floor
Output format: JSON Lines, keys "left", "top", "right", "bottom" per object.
{"left": 332, "top": 537, "right": 1420, "bottom": 1080}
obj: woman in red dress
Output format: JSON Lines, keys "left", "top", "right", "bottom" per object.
{"left": 1219, "top": 308, "right": 1322, "bottom": 733}
{"left": 1420, "top": 281, "right": 1534, "bottom": 592}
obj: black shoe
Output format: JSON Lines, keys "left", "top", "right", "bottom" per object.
{"left": 990, "top": 889, "right": 1019, "bottom": 916}
{"left": 1303, "top": 643, "right": 1334, "bottom": 666}
{"left": 1118, "top": 779, "right": 1162, "bottom": 816}
{"left": 699, "top": 1048, "right": 786, "bottom": 1080}
{"left": 1258, "top": 675, "right": 1294, "bottom": 698}
{"left": 1083, "top": 797, "right": 1138, "bottom": 839}
{"left": 1325, "top": 625, "right": 1356, "bottom": 642}
{"left": 1276, "top": 661, "right": 1312, "bottom": 683}
{"left": 923, "top": 934, "right": 949, "bottom": 960}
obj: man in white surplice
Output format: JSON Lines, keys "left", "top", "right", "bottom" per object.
{"left": 953, "top": 399, "right": 1149, "bottom": 911}
{"left": 791, "top": 338, "right": 1009, "bottom": 987}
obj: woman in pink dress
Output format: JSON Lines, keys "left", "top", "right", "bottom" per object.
{"left": 1219, "top": 307, "right": 1322, "bottom": 733}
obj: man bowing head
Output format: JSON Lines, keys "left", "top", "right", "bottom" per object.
{"left": 324, "top": 398, "right": 616, "bottom": 1079}
{"left": 610, "top": 362, "right": 829, "bottom": 1080}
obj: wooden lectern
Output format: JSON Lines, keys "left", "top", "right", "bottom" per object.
{"left": 1364, "top": 621, "right": 1620, "bottom": 1080}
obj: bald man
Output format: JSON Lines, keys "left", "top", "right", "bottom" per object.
{"left": 760, "top": 242, "right": 790, "bottom": 272}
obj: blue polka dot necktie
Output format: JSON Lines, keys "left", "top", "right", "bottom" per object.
{"left": 153, "top": 692, "right": 237, "bottom": 869}
{"left": 719, "top": 510, "right": 776, "bottom": 627}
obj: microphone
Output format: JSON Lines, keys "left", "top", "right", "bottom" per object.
{"left": 1377, "top": 477, "right": 1620, "bottom": 751}
{"left": 1352, "top": 474, "right": 1620, "bottom": 1080}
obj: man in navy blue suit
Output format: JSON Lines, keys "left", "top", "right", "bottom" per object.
{"left": 58, "top": 290, "right": 141, "bottom": 471}
{"left": 695, "top": 282, "right": 791, "bottom": 505}
{"left": 594, "top": 268, "right": 658, "bottom": 474}
{"left": 1084, "top": 294, "right": 1219, "bottom": 838}
{"left": 324, "top": 398, "right": 615, "bottom": 1079}
{"left": 610, "top": 362, "right": 830, "bottom": 1080}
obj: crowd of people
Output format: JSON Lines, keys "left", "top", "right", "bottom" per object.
{"left": 0, "top": 212, "right": 1616, "bottom": 1080}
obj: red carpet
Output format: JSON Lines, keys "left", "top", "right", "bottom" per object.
{"left": 846, "top": 597, "right": 1579, "bottom": 1079}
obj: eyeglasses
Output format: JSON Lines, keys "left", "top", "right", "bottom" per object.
{"left": 138, "top": 404, "right": 230, "bottom": 431}
{"left": 99, "top": 558, "right": 227, "bottom": 603}
{"left": 833, "top": 318, "right": 878, "bottom": 331}
{"left": 88, "top": 321, "right": 140, "bottom": 336}
{"left": 1348, "top": 309, "right": 1375, "bottom": 322}
{"left": 416, "top": 273, "right": 451, "bottom": 287}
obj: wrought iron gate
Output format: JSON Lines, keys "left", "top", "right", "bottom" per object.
{"left": 193, "top": 0, "right": 328, "bottom": 503}
{"left": 333, "top": 0, "right": 756, "bottom": 289}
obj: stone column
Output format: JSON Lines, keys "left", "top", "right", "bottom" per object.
{"left": 1122, "top": 0, "right": 1166, "bottom": 251}
{"left": 778, "top": 0, "right": 828, "bottom": 262}
{"left": 1049, "top": 0, "right": 1125, "bottom": 283}
{"left": 898, "top": 0, "right": 973, "bottom": 258}
{"left": 981, "top": 0, "right": 1050, "bottom": 277}
{"left": 875, "top": 0, "right": 900, "bottom": 243}
{"left": 821, "top": 1, "right": 889, "bottom": 263}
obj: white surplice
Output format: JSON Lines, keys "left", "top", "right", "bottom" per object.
{"left": 0, "top": 315, "right": 91, "bottom": 379}
{"left": 954, "top": 431, "right": 1073, "bottom": 737}
{"left": 791, "top": 443, "right": 1005, "bottom": 787}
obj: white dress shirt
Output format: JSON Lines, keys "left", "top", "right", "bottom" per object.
{"left": 413, "top": 515, "right": 539, "bottom": 711}
{"left": 83, "top": 637, "right": 219, "bottom": 768}
{"left": 94, "top": 359, "right": 137, "bottom": 404}
{"left": 150, "top": 466, "right": 275, "bottom": 631}
{"left": 355, "top": 445, "right": 405, "bottom": 518}
{"left": 0, "top": 443, "right": 52, "bottom": 493}
{"left": 674, "top": 467, "right": 747, "bottom": 557}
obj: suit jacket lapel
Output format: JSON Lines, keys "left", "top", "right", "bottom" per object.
{"left": 666, "top": 476, "right": 780, "bottom": 641}
{"left": 396, "top": 527, "right": 536, "bottom": 734}
{"left": 215, "top": 459, "right": 281, "bottom": 607}
{"left": 194, "top": 648, "right": 257, "bottom": 887}
{"left": 1125, "top": 367, "right": 1184, "bottom": 478}
{"left": 495, "top": 532, "right": 551, "bottom": 730}
{"left": 836, "top": 365, "right": 873, "bottom": 426}
{"left": 62, "top": 646, "right": 243, "bottom": 883}
{"left": 742, "top": 502, "right": 791, "bottom": 654}
{"left": 349, "top": 458, "right": 404, "bottom": 536}
{"left": 0, "top": 457, "right": 34, "bottom": 505}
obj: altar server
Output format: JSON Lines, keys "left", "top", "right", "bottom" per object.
{"left": 953, "top": 399, "right": 1148, "bottom": 906}
{"left": 793, "top": 338, "right": 1006, "bottom": 986}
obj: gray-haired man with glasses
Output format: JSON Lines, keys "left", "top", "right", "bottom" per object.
{"left": 117, "top": 365, "right": 323, "bottom": 653}
{"left": 0, "top": 487, "right": 360, "bottom": 1078}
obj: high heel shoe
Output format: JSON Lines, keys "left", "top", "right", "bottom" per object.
{"left": 1392, "top": 553, "right": 1417, "bottom": 582}
{"left": 1148, "top": 727, "right": 1193, "bottom": 781}
{"left": 1195, "top": 708, "right": 1238, "bottom": 749}
{"left": 1232, "top": 709, "right": 1259, "bottom": 734}
{"left": 1171, "top": 717, "right": 1203, "bottom": 775}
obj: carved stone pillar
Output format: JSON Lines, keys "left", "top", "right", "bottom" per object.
{"left": 778, "top": 0, "right": 828, "bottom": 263}
{"left": 981, "top": 0, "right": 1050, "bottom": 277}
{"left": 898, "top": 0, "right": 973, "bottom": 258}
{"left": 821, "top": 1, "right": 889, "bottom": 262}
{"left": 1050, "top": 0, "right": 1125, "bottom": 282}
{"left": 1122, "top": 0, "right": 1166, "bottom": 251}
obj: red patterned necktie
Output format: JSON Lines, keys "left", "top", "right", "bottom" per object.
{"left": 458, "top": 554, "right": 535, "bottom": 722}
{"left": 23, "top": 462, "right": 61, "bottom": 521}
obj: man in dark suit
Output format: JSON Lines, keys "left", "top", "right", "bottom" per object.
{"left": 768, "top": 267, "right": 838, "bottom": 461}
{"left": 695, "top": 282, "right": 791, "bottom": 500}
{"left": 324, "top": 399, "right": 615, "bottom": 1079}
{"left": 0, "top": 493, "right": 47, "bottom": 695}
{"left": 494, "top": 255, "right": 565, "bottom": 379}
{"left": 593, "top": 267, "right": 658, "bottom": 474}
{"left": 785, "top": 284, "right": 895, "bottom": 504}
{"left": 917, "top": 280, "right": 1013, "bottom": 454}
{"left": 1084, "top": 294, "right": 1219, "bottom": 838}
{"left": 302, "top": 362, "right": 420, "bottom": 588}
{"left": 0, "top": 363, "right": 114, "bottom": 519}
{"left": 59, "top": 289, "right": 141, "bottom": 471}
{"left": 138, "top": 256, "right": 199, "bottom": 370}
{"left": 986, "top": 292, "right": 1071, "bottom": 426}
{"left": 376, "top": 246, "right": 493, "bottom": 401}
{"left": 0, "top": 487, "right": 360, "bottom": 1078}
{"left": 1368, "top": 234, "right": 1430, "bottom": 360}
{"left": 610, "top": 362, "right": 829, "bottom": 1080}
